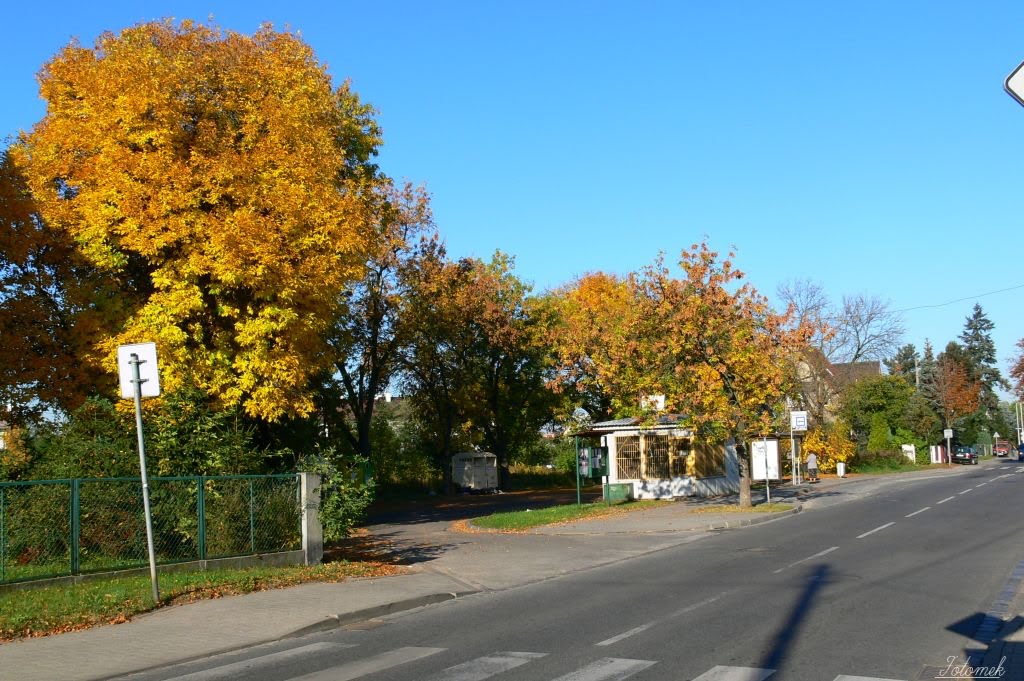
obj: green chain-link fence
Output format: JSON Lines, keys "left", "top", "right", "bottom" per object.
{"left": 0, "top": 474, "right": 301, "bottom": 585}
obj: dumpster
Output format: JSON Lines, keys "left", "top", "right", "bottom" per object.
{"left": 603, "top": 482, "right": 633, "bottom": 503}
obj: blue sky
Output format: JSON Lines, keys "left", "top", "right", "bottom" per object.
{"left": 3, "top": 1, "right": 1023, "bottom": 389}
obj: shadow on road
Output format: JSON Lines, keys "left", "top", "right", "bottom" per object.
{"left": 758, "top": 564, "right": 831, "bottom": 675}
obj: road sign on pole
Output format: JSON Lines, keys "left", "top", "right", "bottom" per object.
{"left": 118, "top": 342, "right": 161, "bottom": 603}
{"left": 1005, "top": 60, "right": 1024, "bottom": 108}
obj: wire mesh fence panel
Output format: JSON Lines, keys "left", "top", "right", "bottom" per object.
{"left": 77, "top": 478, "right": 200, "bottom": 573}
{"left": 1, "top": 474, "right": 301, "bottom": 584}
{"left": 251, "top": 477, "right": 301, "bottom": 554}
{"left": 0, "top": 481, "right": 72, "bottom": 583}
{"left": 203, "top": 476, "right": 300, "bottom": 559}
{"left": 149, "top": 478, "right": 201, "bottom": 564}
{"left": 78, "top": 478, "right": 146, "bottom": 573}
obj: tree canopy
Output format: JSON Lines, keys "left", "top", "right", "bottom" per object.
{"left": 14, "top": 20, "right": 383, "bottom": 420}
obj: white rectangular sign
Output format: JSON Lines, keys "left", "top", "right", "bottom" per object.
{"left": 751, "top": 439, "right": 780, "bottom": 481}
{"left": 790, "top": 411, "right": 808, "bottom": 432}
{"left": 118, "top": 342, "right": 161, "bottom": 398}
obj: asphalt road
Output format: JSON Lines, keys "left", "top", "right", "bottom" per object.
{"left": 122, "top": 460, "right": 1024, "bottom": 681}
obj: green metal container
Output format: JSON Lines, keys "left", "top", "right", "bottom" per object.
{"left": 603, "top": 482, "right": 633, "bottom": 503}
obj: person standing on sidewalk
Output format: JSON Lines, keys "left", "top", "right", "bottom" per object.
{"left": 806, "top": 451, "right": 819, "bottom": 483}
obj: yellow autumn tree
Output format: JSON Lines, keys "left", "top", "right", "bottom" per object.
{"left": 545, "top": 271, "right": 634, "bottom": 421}
{"left": 14, "top": 20, "right": 383, "bottom": 420}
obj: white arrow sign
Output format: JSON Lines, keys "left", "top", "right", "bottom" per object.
{"left": 1005, "top": 60, "right": 1024, "bottom": 108}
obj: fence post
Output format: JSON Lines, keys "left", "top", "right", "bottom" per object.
{"left": 70, "top": 479, "right": 80, "bottom": 575}
{"left": 197, "top": 477, "right": 206, "bottom": 561}
{"left": 249, "top": 478, "right": 256, "bottom": 554}
{"left": 1, "top": 487, "right": 5, "bottom": 582}
{"left": 299, "top": 473, "right": 322, "bottom": 566}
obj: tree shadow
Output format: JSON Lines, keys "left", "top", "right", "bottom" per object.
{"left": 324, "top": 529, "right": 451, "bottom": 565}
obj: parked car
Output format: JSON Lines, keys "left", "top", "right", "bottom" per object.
{"left": 951, "top": 445, "right": 978, "bottom": 465}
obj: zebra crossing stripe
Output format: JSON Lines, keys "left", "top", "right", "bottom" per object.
{"left": 691, "top": 666, "right": 775, "bottom": 681}
{"left": 549, "top": 657, "right": 657, "bottom": 681}
{"left": 423, "top": 651, "right": 547, "bottom": 681}
{"left": 166, "top": 642, "right": 356, "bottom": 681}
{"left": 290, "top": 646, "right": 446, "bottom": 681}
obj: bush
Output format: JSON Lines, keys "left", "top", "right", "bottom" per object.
{"left": 851, "top": 451, "right": 915, "bottom": 472}
{"left": 299, "top": 448, "right": 374, "bottom": 541}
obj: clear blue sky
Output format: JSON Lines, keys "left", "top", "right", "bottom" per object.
{"left": 3, "top": 1, "right": 1023, "bottom": 389}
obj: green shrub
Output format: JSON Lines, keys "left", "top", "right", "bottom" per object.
{"left": 299, "top": 448, "right": 374, "bottom": 541}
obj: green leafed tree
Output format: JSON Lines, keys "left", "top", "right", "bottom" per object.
{"left": 401, "top": 249, "right": 555, "bottom": 490}
{"left": 884, "top": 343, "right": 919, "bottom": 388}
{"left": 839, "top": 375, "right": 914, "bottom": 449}
{"left": 958, "top": 304, "right": 1012, "bottom": 438}
{"left": 320, "top": 182, "right": 435, "bottom": 462}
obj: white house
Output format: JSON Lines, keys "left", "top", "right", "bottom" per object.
{"left": 580, "top": 416, "right": 740, "bottom": 500}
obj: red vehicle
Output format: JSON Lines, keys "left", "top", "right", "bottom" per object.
{"left": 994, "top": 439, "right": 1011, "bottom": 457}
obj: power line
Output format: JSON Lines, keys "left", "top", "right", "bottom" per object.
{"left": 893, "top": 283, "right": 1024, "bottom": 314}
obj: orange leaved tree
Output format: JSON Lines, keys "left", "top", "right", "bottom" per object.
{"left": 549, "top": 242, "right": 812, "bottom": 507}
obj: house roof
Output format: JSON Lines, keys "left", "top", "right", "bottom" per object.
{"left": 830, "top": 360, "right": 882, "bottom": 388}
{"left": 578, "top": 414, "right": 691, "bottom": 435}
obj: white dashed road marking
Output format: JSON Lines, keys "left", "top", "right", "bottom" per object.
{"left": 291, "top": 646, "right": 446, "bottom": 681}
{"left": 857, "top": 522, "right": 895, "bottom": 539}
{"left": 550, "top": 657, "right": 657, "bottom": 681}
{"left": 773, "top": 546, "right": 839, "bottom": 574}
{"left": 691, "top": 666, "right": 775, "bottom": 681}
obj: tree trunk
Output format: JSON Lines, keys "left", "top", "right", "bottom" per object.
{"left": 737, "top": 443, "right": 752, "bottom": 508}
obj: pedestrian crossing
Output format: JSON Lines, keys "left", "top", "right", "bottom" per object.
{"left": 140, "top": 642, "right": 909, "bottom": 681}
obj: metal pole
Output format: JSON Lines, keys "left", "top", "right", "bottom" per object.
{"left": 574, "top": 436, "right": 581, "bottom": 506}
{"left": 763, "top": 436, "right": 771, "bottom": 505}
{"left": 131, "top": 353, "right": 160, "bottom": 603}
{"left": 789, "top": 429, "right": 797, "bottom": 486}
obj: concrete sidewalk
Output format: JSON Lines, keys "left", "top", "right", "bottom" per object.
{"left": 0, "top": 466, "right": 1001, "bottom": 681}
{"left": 0, "top": 493, "right": 801, "bottom": 681}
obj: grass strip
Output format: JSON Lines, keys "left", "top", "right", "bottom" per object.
{"left": 0, "top": 560, "right": 401, "bottom": 642}
{"left": 470, "top": 500, "right": 663, "bottom": 531}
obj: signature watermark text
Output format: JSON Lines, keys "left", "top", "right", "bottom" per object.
{"left": 936, "top": 655, "right": 1006, "bottom": 679}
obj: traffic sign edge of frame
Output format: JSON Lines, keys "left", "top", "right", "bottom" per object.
{"left": 1004, "top": 60, "right": 1024, "bottom": 108}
